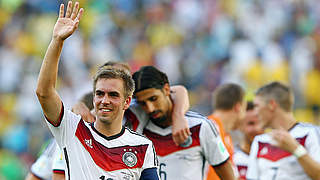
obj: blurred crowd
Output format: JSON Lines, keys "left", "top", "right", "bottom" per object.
{"left": 1, "top": 0, "right": 320, "bottom": 179}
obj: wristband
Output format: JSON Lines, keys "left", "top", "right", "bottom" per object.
{"left": 293, "top": 145, "right": 307, "bottom": 158}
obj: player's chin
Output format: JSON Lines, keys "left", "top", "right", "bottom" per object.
{"left": 97, "top": 116, "right": 112, "bottom": 124}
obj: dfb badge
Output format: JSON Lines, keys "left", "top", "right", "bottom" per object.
{"left": 179, "top": 136, "right": 192, "bottom": 148}
{"left": 122, "top": 152, "right": 137, "bottom": 167}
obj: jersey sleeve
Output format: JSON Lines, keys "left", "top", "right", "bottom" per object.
{"left": 199, "top": 119, "right": 230, "bottom": 166}
{"left": 52, "top": 145, "right": 65, "bottom": 174}
{"left": 30, "top": 139, "right": 57, "bottom": 180}
{"left": 142, "top": 142, "right": 159, "bottom": 171}
{"left": 125, "top": 103, "right": 150, "bottom": 133}
{"left": 305, "top": 126, "right": 320, "bottom": 163}
{"left": 45, "top": 103, "right": 81, "bottom": 148}
{"left": 140, "top": 168, "right": 160, "bottom": 180}
{"left": 246, "top": 137, "right": 259, "bottom": 180}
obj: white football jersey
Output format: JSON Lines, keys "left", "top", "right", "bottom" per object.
{"left": 52, "top": 144, "right": 65, "bottom": 174}
{"left": 233, "top": 147, "right": 249, "bottom": 179}
{"left": 128, "top": 106, "right": 230, "bottom": 180}
{"left": 46, "top": 105, "right": 158, "bottom": 180}
{"left": 30, "top": 139, "right": 57, "bottom": 180}
{"left": 48, "top": 103, "right": 153, "bottom": 176}
{"left": 124, "top": 105, "right": 150, "bottom": 133}
{"left": 246, "top": 123, "right": 320, "bottom": 180}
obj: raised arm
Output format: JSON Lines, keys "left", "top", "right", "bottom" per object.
{"left": 36, "top": 1, "right": 83, "bottom": 125}
{"left": 170, "top": 85, "right": 191, "bottom": 146}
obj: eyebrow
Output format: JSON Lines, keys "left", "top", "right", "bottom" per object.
{"left": 95, "top": 90, "right": 104, "bottom": 93}
{"left": 109, "top": 91, "right": 120, "bottom": 95}
{"left": 136, "top": 100, "right": 145, "bottom": 104}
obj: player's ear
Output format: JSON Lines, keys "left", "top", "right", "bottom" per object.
{"left": 163, "top": 83, "right": 170, "bottom": 96}
{"left": 124, "top": 96, "right": 132, "bottom": 110}
{"left": 268, "top": 99, "right": 277, "bottom": 112}
{"left": 233, "top": 102, "right": 241, "bottom": 113}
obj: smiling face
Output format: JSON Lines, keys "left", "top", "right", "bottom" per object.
{"left": 93, "top": 78, "right": 131, "bottom": 125}
{"left": 135, "top": 85, "right": 172, "bottom": 127}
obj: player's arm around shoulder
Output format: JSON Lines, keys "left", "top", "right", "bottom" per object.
{"left": 36, "top": 1, "right": 83, "bottom": 126}
{"left": 200, "top": 119, "right": 236, "bottom": 180}
{"left": 170, "top": 85, "right": 191, "bottom": 146}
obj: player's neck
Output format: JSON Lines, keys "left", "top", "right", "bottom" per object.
{"left": 272, "top": 112, "right": 297, "bottom": 131}
{"left": 240, "top": 138, "right": 252, "bottom": 155}
{"left": 213, "top": 110, "right": 235, "bottom": 133}
{"left": 94, "top": 119, "right": 123, "bottom": 137}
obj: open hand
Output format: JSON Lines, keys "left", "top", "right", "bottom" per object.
{"left": 53, "top": 1, "right": 84, "bottom": 41}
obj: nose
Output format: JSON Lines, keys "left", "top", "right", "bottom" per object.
{"left": 145, "top": 101, "right": 155, "bottom": 113}
{"left": 101, "top": 95, "right": 111, "bottom": 105}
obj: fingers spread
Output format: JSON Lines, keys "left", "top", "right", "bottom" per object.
{"left": 59, "top": 4, "right": 64, "bottom": 18}
{"left": 76, "top": 8, "right": 84, "bottom": 22}
{"left": 71, "top": 2, "right": 79, "bottom": 20}
{"left": 65, "top": 1, "right": 73, "bottom": 18}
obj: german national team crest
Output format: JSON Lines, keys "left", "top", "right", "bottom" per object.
{"left": 122, "top": 152, "right": 137, "bottom": 167}
{"left": 179, "top": 136, "right": 192, "bottom": 148}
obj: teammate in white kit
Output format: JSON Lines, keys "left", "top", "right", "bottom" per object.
{"left": 25, "top": 139, "right": 66, "bottom": 180}
{"left": 246, "top": 82, "right": 320, "bottom": 180}
{"left": 29, "top": 62, "right": 190, "bottom": 180}
{"left": 233, "top": 101, "right": 263, "bottom": 180}
{"left": 132, "top": 66, "right": 236, "bottom": 180}
{"left": 36, "top": 2, "right": 159, "bottom": 179}
{"left": 25, "top": 139, "right": 57, "bottom": 180}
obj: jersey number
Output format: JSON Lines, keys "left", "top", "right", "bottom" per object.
{"left": 99, "top": 176, "right": 105, "bottom": 180}
{"left": 159, "top": 163, "right": 167, "bottom": 180}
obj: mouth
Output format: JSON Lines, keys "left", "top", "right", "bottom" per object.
{"left": 150, "top": 111, "right": 161, "bottom": 119}
{"left": 99, "top": 108, "right": 112, "bottom": 114}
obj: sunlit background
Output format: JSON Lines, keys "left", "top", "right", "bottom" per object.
{"left": 1, "top": 0, "right": 320, "bottom": 179}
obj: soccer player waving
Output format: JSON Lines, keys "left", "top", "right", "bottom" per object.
{"left": 36, "top": 2, "right": 159, "bottom": 179}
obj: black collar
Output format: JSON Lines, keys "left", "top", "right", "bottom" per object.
{"left": 90, "top": 123, "right": 125, "bottom": 141}
{"left": 288, "top": 122, "right": 299, "bottom": 131}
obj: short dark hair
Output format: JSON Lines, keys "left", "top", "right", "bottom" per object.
{"left": 98, "top": 61, "right": 131, "bottom": 74}
{"left": 255, "top": 81, "right": 293, "bottom": 112}
{"left": 132, "top": 66, "right": 169, "bottom": 94}
{"left": 93, "top": 68, "right": 135, "bottom": 99}
{"left": 246, "top": 101, "right": 254, "bottom": 111}
{"left": 80, "top": 92, "right": 94, "bottom": 110}
{"left": 213, "top": 83, "right": 245, "bottom": 110}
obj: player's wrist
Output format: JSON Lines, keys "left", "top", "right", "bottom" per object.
{"left": 52, "top": 36, "right": 65, "bottom": 43}
{"left": 292, "top": 144, "right": 307, "bottom": 159}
